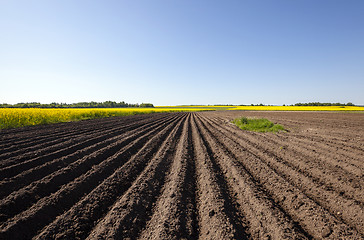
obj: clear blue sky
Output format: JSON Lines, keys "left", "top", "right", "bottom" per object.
{"left": 1, "top": 0, "right": 363, "bottom": 105}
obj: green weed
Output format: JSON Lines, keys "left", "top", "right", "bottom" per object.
{"left": 232, "top": 117, "right": 285, "bottom": 133}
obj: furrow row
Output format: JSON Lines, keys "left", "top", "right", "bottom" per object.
{"left": 0, "top": 114, "right": 176, "bottom": 199}
{"left": 0, "top": 114, "right": 165, "bottom": 163}
{"left": 194, "top": 114, "right": 309, "bottom": 239}
{"left": 0, "top": 113, "right": 145, "bottom": 147}
{"left": 0, "top": 113, "right": 170, "bottom": 179}
{"left": 288, "top": 133, "right": 364, "bottom": 167}
{"left": 214, "top": 116, "right": 364, "bottom": 174}
{"left": 190, "top": 115, "right": 249, "bottom": 240}
{"left": 0, "top": 114, "right": 180, "bottom": 224}
{"left": 0, "top": 114, "right": 183, "bottom": 238}
{"left": 137, "top": 114, "right": 198, "bottom": 239}
{"left": 35, "top": 114, "right": 188, "bottom": 239}
{"left": 0, "top": 114, "right": 167, "bottom": 171}
{"left": 210, "top": 117, "right": 364, "bottom": 204}
{"left": 85, "top": 114, "right": 190, "bottom": 239}
{"left": 1, "top": 111, "right": 362, "bottom": 239}
{"left": 199, "top": 113, "right": 363, "bottom": 238}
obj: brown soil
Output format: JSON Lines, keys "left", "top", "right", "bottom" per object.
{"left": 0, "top": 111, "right": 363, "bottom": 239}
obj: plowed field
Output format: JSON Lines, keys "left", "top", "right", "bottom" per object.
{"left": 0, "top": 111, "right": 363, "bottom": 239}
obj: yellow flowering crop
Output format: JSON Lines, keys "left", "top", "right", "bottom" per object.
{"left": 158, "top": 105, "right": 364, "bottom": 111}
{"left": 0, "top": 107, "right": 212, "bottom": 129}
{"left": 228, "top": 106, "right": 364, "bottom": 111}
{"left": 1, "top": 105, "right": 363, "bottom": 130}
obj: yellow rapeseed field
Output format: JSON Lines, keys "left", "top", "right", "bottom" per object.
{"left": 1, "top": 105, "right": 363, "bottom": 129}
{"left": 157, "top": 105, "right": 364, "bottom": 111}
{"left": 0, "top": 107, "right": 212, "bottom": 129}
{"left": 229, "top": 105, "right": 364, "bottom": 111}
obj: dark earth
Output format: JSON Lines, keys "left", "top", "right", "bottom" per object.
{"left": 0, "top": 111, "right": 363, "bottom": 239}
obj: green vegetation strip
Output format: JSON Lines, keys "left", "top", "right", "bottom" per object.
{"left": 232, "top": 117, "right": 285, "bottom": 133}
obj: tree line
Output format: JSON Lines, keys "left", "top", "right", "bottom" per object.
{"left": 293, "top": 102, "right": 355, "bottom": 106}
{"left": 0, "top": 101, "right": 154, "bottom": 108}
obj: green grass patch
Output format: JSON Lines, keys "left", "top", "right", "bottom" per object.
{"left": 232, "top": 117, "right": 285, "bottom": 133}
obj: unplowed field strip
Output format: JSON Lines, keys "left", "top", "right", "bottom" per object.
{"left": 0, "top": 111, "right": 363, "bottom": 239}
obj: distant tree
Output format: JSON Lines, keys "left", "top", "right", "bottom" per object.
{"left": 294, "top": 102, "right": 354, "bottom": 106}
{"left": 139, "top": 103, "right": 154, "bottom": 108}
{"left": 0, "top": 101, "right": 155, "bottom": 108}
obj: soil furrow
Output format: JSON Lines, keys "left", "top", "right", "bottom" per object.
{"left": 0, "top": 114, "right": 174, "bottom": 198}
{"left": 204, "top": 116, "right": 364, "bottom": 233}
{"left": 209, "top": 117, "right": 364, "bottom": 204}
{"left": 85, "top": 114, "right": 189, "bottom": 240}
{"left": 199, "top": 113, "right": 363, "bottom": 238}
{"left": 288, "top": 134, "right": 364, "bottom": 169}
{"left": 0, "top": 129, "right": 92, "bottom": 160}
{"left": 0, "top": 113, "right": 169, "bottom": 155}
{"left": 0, "top": 114, "right": 180, "bottom": 225}
{"left": 0, "top": 114, "right": 176, "bottom": 198}
{"left": 0, "top": 114, "right": 182, "bottom": 239}
{"left": 246, "top": 127, "right": 364, "bottom": 175}
{"left": 138, "top": 114, "right": 199, "bottom": 240}
{"left": 0, "top": 114, "right": 170, "bottom": 179}
{"left": 0, "top": 124, "right": 117, "bottom": 162}
{"left": 244, "top": 131, "right": 364, "bottom": 203}
{"left": 194, "top": 114, "right": 309, "bottom": 239}
{"left": 287, "top": 130, "right": 364, "bottom": 158}
{"left": 0, "top": 111, "right": 362, "bottom": 239}
{"left": 0, "top": 114, "right": 164, "bottom": 166}
{"left": 190, "top": 114, "right": 249, "bottom": 240}
{"left": 0, "top": 114, "right": 144, "bottom": 149}
{"left": 213, "top": 116, "right": 364, "bottom": 173}
{"left": 34, "top": 114, "right": 187, "bottom": 240}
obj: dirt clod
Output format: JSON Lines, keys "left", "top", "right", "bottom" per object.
{"left": 322, "top": 226, "right": 332, "bottom": 238}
